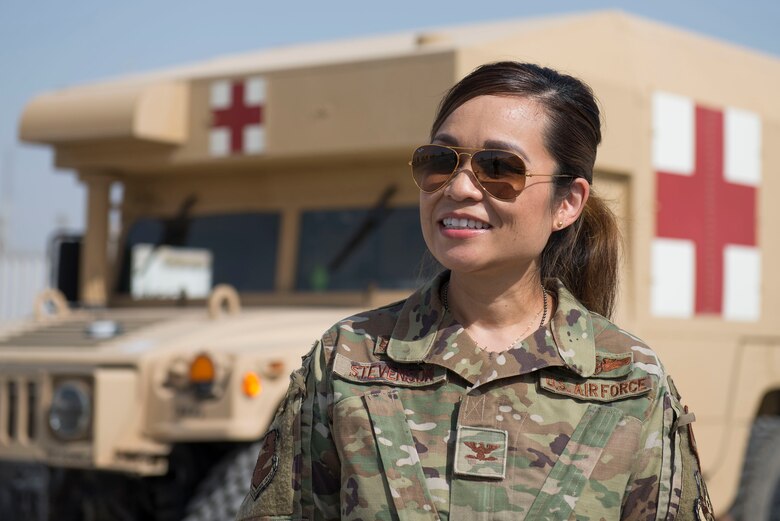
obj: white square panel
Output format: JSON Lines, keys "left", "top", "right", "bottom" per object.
{"left": 245, "top": 76, "right": 267, "bottom": 105}
{"left": 653, "top": 91, "right": 694, "bottom": 175}
{"left": 725, "top": 107, "right": 762, "bottom": 187}
{"left": 723, "top": 245, "right": 761, "bottom": 321}
{"left": 651, "top": 238, "right": 695, "bottom": 318}
{"left": 209, "top": 128, "right": 230, "bottom": 156}
{"left": 210, "top": 79, "right": 232, "bottom": 109}
{"left": 243, "top": 125, "right": 265, "bottom": 154}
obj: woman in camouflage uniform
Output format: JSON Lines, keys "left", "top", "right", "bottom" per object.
{"left": 237, "top": 62, "right": 714, "bottom": 521}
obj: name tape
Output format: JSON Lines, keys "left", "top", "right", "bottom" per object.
{"left": 333, "top": 353, "right": 446, "bottom": 387}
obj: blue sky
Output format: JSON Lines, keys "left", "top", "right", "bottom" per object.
{"left": 1, "top": 0, "right": 778, "bottom": 254}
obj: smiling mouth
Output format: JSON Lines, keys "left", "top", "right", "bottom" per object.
{"left": 441, "top": 217, "right": 492, "bottom": 230}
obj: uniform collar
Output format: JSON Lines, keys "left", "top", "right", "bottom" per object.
{"left": 549, "top": 279, "right": 596, "bottom": 377}
{"left": 386, "top": 272, "right": 596, "bottom": 384}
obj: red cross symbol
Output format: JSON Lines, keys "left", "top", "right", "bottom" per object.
{"left": 656, "top": 106, "right": 757, "bottom": 314}
{"left": 211, "top": 81, "right": 264, "bottom": 153}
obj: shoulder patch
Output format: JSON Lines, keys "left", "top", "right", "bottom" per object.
{"left": 250, "top": 428, "right": 280, "bottom": 499}
{"left": 540, "top": 372, "right": 652, "bottom": 402}
{"left": 333, "top": 352, "right": 445, "bottom": 387}
{"left": 594, "top": 351, "right": 633, "bottom": 377}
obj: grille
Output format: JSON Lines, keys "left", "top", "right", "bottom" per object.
{"left": 1, "top": 375, "right": 39, "bottom": 444}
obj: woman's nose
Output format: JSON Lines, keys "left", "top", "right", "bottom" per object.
{"left": 444, "top": 163, "right": 484, "bottom": 200}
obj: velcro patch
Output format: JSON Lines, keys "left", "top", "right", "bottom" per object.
{"left": 540, "top": 374, "right": 652, "bottom": 402}
{"left": 373, "top": 336, "right": 389, "bottom": 354}
{"left": 594, "top": 351, "right": 633, "bottom": 377}
{"left": 333, "top": 353, "right": 445, "bottom": 387}
{"left": 250, "top": 428, "right": 280, "bottom": 499}
{"left": 454, "top": 426, "right": 507, "bottom": 479}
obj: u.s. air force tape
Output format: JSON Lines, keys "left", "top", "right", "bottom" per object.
{"left": 540, "top": 374, "right": 652, "bottom": 402}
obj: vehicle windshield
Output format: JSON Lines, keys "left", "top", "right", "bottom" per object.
{"left": 116, "top": 206, "right": 429, "bottom": 297}
{"left": 296, "top": 206, "right": 427, "bottom": 291}
{"left": 116, "top": 212, "right": 280, "bottom": 296}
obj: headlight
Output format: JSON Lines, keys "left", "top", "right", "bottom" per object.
{"left": 49, "top": 380, "right": 92, "bottom": 440}
{"left": 189, "top": 353, "right": 216, "bottom": 398}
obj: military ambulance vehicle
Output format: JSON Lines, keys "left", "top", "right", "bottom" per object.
{"left": 0, "top": 43, "right": 440, "bottom": 521}
{"left": 2, "top": 11, "right": 780, "bottom": 521}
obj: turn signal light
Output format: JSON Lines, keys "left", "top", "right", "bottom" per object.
{"left": 242, "top": 372, "right": 262, "bottom": 398}
{"left": 190, "top": 354, "right": 216, "bottom": 384}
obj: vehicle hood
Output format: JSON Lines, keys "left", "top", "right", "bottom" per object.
{"left": 0, "top": 306, "right": 357, "bottom": 366}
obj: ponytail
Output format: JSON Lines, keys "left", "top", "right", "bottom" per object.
{"left": 541, "top": 190, "right": 620, "bottom": 318}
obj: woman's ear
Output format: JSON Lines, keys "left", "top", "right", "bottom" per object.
{"left": 553, "top": 178, "right": 590, "bottom": 230}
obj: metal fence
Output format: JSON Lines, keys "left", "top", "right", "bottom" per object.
{"left": 0, "top": 252, "right": 47, "bottom": 324}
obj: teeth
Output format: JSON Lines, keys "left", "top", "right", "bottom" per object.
{"left": 442, "top": 217, "right": 490, "bottom": 230}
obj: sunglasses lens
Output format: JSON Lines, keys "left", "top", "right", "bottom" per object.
{"left": 472, "top": 150, "right": 526, "bottom": 199}
{"left": 411, "top": 145, "right": 458, "bottom": 192}
{"left": 410, "top": 146, "right": 528, "bottom": 199}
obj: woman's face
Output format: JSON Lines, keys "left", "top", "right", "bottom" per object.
{"left": 419, "top": 94, "right": 563, "bottom": 278}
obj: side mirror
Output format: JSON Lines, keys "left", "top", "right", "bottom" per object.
{"left": 48, "top": 232, "right": 82, "bottom": 304}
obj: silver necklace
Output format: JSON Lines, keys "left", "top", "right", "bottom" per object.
{"left": 441, "top": 281, "right": 549, "bottom": 350}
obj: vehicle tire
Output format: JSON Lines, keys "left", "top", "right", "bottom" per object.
{"left": 732, "top": 416, "right": 780, "bottom": 521}
{"left": 138, "top": 445, "right": 204, "bottom": 521}
{"left": 182, "top": 441, "right": 261, "bottom": 521}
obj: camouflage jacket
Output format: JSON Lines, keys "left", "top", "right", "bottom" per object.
{"left": 237, "top": 273, "right": 714, "bottom": 521}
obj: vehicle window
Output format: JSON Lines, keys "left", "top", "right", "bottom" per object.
{"left": 296, "top": 206, "right": 427, "bottom": 291}
{"left": 117, "top": 212, "right": 280, "bottom": 295}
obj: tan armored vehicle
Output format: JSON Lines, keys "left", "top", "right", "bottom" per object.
{"left": 3, "top": 11, "right": 780, "bottom": 520}
{"left": 1, "top": 44, "right": 437, "bottom": 521}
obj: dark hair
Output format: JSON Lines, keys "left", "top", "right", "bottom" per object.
{"left": 430, "top": 62, "right": 619, "bottom": 318}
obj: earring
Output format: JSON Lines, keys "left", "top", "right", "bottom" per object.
{"left": 557, "top": 220, "right": 564, "bottom": 228}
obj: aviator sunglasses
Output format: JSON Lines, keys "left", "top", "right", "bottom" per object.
{"left": 409, "top": 144, "right": 574, "bottom": 201}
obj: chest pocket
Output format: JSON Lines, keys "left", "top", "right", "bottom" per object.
{"left": 332, "top": 354, "right": 445, "bottom": 521}
{"left": 525, "top": 403, "right": 624, "bottom": 520}
{"left": 364, "top": 390, "right": 440, "bottom": 521}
